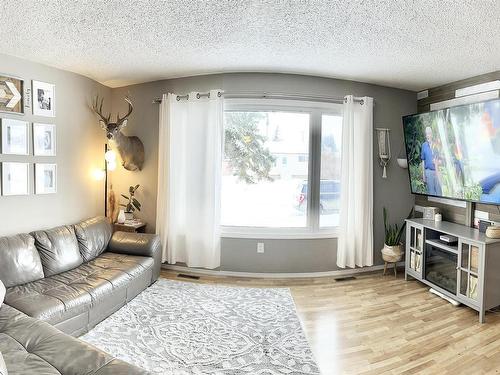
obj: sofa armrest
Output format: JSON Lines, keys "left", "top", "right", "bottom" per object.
{"left": 108, "top": 231, "right": 162, "bottom": 283}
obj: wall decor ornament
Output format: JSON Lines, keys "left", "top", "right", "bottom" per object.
{"left": 92, "top": 96, "right": 145, "bottom": 171}
{"left": 35, "top": 163, "right": 57, "bottom": 194}
{"left": 0, "top": 75, "right": 24, "bottom": 114}
{"left": 33, "top": 123, "right": 56, "bottom": 156}
{"left": 2, "top": 162, "right": 29, "bottom": 196}
{"left": 1, "top": 118, "right": 29, "bottom": 155}
{"left": 375, "top": 128, "right": 391, "bottom": 178}
{"left": 32, "top": 80, "right": 55, "bottom": 117}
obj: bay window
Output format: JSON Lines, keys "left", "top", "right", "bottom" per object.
{"left": 221, "top": 99, "right": 342, "bottom": 238}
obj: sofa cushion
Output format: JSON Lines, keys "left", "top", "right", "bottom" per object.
{"left": 89, "top": 252, "right": 154, "bottom": 280}
{"left": 5, "top": 277, "right": 92, "bottom": 324}
{"left": 0, "top": 234, "right": 44, "bottom": 287}
{"left": 31, "top": 225, "right": 83, "bottom": 277}
{"left": 4, "top": 253, "right": 153, "bottom": 326}
{"left": 74, "top": 217, "right": 113, "bottom": 262}
{"left": 0, "top": 304, "right": 147, "bottom": 375}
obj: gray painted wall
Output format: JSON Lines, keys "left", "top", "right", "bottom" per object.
{"left": 0, "top": 53, "right": 111, "bottom": 235}
{"left": 110, "top": 73, "right": 417, "bottom": 273}
{"left": 221, "top": 238, "right": 338, "bottom": 273}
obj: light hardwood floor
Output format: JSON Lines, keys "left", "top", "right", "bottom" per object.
{"left": 160, "top": 269, "right": 500, "bottom": 375}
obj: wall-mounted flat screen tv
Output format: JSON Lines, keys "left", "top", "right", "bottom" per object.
{"left": 403, "top": 98, "right": 500, "bottom": 204}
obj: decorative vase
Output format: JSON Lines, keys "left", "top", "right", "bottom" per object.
{"left": 381, "top": 243, "right": 403, "bottom": 263}
{"left": 117, "top": 209, "right": 126, "bottom": 224}
{"left": 397, "top": 158, "right": 408, "bottom": 169}
{"left": 125, "top": 212, "right": 134, "bottom": 220}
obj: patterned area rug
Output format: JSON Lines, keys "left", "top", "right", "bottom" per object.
{"left": 80, "top": 279, "right": 320, "bottom": 375}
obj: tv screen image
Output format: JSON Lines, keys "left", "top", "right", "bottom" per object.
{"left": 403, "top": 98, "right": 500, "bottom": 204}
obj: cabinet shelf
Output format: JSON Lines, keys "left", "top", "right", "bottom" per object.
{"left": 425, "top": 239, "right": 458, "bottom": 254}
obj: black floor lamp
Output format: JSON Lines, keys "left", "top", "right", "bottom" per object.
{"left": 104, "top": 143, "right": 108, "bottom": 217}
{"left": 95, "top": 143, "right": 117, "bottom": 217}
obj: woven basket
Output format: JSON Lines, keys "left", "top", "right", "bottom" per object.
{"left": 381, "top": 244, "right": 403, "bottom": 263}
{"left": 486, "top": 226, "right": 500, "bottom": 239}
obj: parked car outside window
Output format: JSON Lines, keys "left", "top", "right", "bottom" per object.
{"left": 295, "top": 179, "right": 340, "bottom": 213}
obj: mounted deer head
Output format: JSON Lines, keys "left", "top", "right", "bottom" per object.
{"left": 92, "top": 96, "right": 145, "bottom": 171}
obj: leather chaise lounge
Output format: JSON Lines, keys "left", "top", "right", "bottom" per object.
{"left": 0, "top": 217, "right": 161, "bottom": 374}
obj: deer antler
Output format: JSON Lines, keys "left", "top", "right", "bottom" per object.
{"left": 92, "top": 96, "right": 111, "bottom": 124}
{"left": 116, "top": 97, "right": 133, "bottom": 127}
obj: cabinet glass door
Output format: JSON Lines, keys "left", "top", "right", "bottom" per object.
{"left": 410, "top": 226, "right": 423, "bottom": 251}
{"left": 458, "top": 241, "right": 481, "bottom": 302}
{"left": 408, "top": 225, "right": 423, "bottom": 275}
{"left": 470, "top": 245, "right": 479, "bottom": 273}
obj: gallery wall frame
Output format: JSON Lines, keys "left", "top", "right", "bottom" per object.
{"left": 32, "top": 80, "right": 55, "bottom": 117}
{"left": 1, "top": 162, "right": 29, "bottom": 196}
{"left": 35, "top": 163, "right": 57, "bottom": 194}
{"left": 1, "top": 118, "right": 29, "bottom": 155}
{"left": 33, "top": 123, "right": 56, "bottom": 156}
{"left": 0, "top": 74, "right": 24, "bottom": 115}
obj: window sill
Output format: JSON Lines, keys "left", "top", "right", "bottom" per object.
{"left": 220, "top": 229, "right": 338, "bottom": 240}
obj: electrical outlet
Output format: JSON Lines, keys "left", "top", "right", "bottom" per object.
{"left": 257, "top": 242, "right": 265, "bottom": 253}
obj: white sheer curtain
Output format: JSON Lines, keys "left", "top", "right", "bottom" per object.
{"left": 337, "top": 95, "right": 374, "bottom": 268}
{"left": 156, "top": 90, "right": 223, "bottom": 269}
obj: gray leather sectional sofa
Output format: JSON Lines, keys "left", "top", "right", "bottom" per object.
{"left": 0, "top": 217, "right": 161, "bottom": 375}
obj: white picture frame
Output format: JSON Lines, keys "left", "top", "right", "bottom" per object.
{"left": 35, "top": 163, "right": 57, "bottom": 194}
{"left": 33, "top": 123, "right": 56, "bottom": 156}
{"left": 32, "top": 80, "right": 55, "bottom": 117}
{"left": 1, "top": 118, "right": 29, "bottom": 155}
{"left": 2, "top": 162, "right": 29, "bottom": 196}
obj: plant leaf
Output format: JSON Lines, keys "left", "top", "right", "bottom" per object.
{"left": 395, "top": 207, "right": 414, "bottom": 244}
{"left": 132, "top": 199, "right": 141, "bottom": 211}
{"left": 121, "top": 194, "right": 129, "bottom": 200}
{"left": 384, "top": 207, "right": 414, "bottom": 245}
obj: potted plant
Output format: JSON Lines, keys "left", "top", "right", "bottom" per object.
{"left": 382, "top": 207, "right": 413, "bottom": 263}
{"left": 117, "top": 185, "right": 141, "bottom": 223}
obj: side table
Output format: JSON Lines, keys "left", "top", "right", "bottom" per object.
{"left": 114, "top": 221, "right": 147, "bottom": 233}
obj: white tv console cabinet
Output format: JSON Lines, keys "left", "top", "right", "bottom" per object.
{"left": 405, "top": 218, "right": 500, "bottom": 323}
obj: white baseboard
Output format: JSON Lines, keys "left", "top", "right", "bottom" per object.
{"left": 162, "top": 262, "right": 405, "bottom": 279}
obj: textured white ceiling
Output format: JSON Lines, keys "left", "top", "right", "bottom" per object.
{"left": 0, "top": 1, "right": 498, "bottom": 90}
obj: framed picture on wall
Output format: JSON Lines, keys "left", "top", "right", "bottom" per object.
{"left": 0, "top": 75, "right": 24, "bottom": 114}
{"left": 2, "top": 162, "right": 29, "bottom": 196}
{"left": 35, "top": 163, "right": 57, "bottom": 194}
{"left": 33, "top": 123, "right": 56, "bottom": 156}
{"left": 32, "top": 80, "right": 55, "bottom": 117}
{"left": 1, "top": 118, "right": 29, "bottom": 155}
